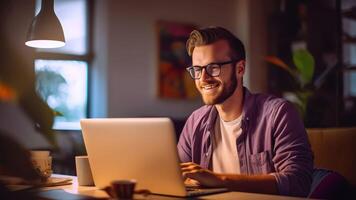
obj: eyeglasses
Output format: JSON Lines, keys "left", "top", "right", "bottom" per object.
{"left": 186, "top": 60, "right": 238, "bottom": 80}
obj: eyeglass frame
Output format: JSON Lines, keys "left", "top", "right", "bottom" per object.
{"left": 186, "top": 59, "right": 240, "bottom": 80}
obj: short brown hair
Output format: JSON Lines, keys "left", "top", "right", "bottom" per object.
{"left": 186, "top": 26, "right": 245, "bottom": 60}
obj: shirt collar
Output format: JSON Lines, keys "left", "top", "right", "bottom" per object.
{"left": 206, "top": 87, "right": 255, "bottom": 131}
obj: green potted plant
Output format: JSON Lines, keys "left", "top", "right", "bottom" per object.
{"left": 265, "top": 49, "right": 315, "bottom": 118}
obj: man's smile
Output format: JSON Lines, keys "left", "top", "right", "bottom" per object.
{"left": 201, "top": 83, "right": 220, "bottom": 94}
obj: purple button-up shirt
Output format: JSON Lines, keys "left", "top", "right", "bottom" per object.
{"left": 177, "top": 88, "right": 314, "bottom": 197}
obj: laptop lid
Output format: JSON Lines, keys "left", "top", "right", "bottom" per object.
{"left": 80, "top": 118, "right": 188, "bottom": 196}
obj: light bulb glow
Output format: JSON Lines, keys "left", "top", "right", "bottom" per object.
{"left": 25, "top": 40, "right": 65, "bottom": 48}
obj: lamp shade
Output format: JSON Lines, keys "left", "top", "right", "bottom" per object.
{"left": 25, "top": 0, "right": 65, "bottom": 48}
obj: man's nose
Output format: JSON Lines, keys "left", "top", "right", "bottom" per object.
{"left": 200, "top": 68, "right": 212, "bottom": 81}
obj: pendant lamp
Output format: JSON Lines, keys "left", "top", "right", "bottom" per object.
{"left": 25, "top": 0, "right": 65, "bottom": 48}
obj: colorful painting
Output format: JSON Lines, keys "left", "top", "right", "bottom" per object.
{"left": 157, "top": 21, "right": 198, "bottom": 99}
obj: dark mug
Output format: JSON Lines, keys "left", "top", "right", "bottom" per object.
{"left": 110, "top": 179, "right": 136, "bottom": 199}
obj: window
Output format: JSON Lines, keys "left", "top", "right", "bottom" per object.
{"left": 34, "top": 0, "right": 90, "bottom": 130}
{"left": 343, "top": 2, "right": 356, "bottom": 98}
{"left": 35, "top": 60, "right": 88, "bottom": 129}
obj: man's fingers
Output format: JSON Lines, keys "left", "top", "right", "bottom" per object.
{"left": 184, "top": 178, "right": 200, "bottom": 186}
{"left": 182, "top": 169, "right": 200, "bottom": 179}
{"left": 181, "top": 165, "right": 201, "bottom": 172}
{"left": 180, "top": 162, "right": 206, "bottom": 182}
{"left": 180, "top": 162, "right": 195, "bottom": 167}
{"left": 180, "top": 162, "right": 201, "bottom": 170}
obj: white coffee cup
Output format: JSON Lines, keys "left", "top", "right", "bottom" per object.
{"left": 30, "top": 150, "right": 52, "bottom": 179}
{"left": 75, "top": 156, "right": 94, "bottom": 186}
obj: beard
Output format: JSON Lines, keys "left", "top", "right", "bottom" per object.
{"left": 200, "top": 70, "right": 238, "bottom": 105}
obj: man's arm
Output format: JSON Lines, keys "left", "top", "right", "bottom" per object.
{"left": 181, "top": 162, "right": 278, "bottom": 194}
{"left": 270, "top": 101, "right": 314, "bottom": 196}
{"left": 177, "top": 114, "right": 195, "bottom": 162}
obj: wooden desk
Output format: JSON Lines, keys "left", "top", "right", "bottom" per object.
{"left": 43, "top": 174, "right": 311, "bottom": 200}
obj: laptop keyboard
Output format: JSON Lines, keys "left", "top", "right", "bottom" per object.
{"left": 186, "top": 187, "right": 203, "bottom": 192}
{"left": 185, "top": 186, "right": 228, "bottom": 196}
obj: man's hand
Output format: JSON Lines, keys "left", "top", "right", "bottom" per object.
{"left": 181, "top": 162, "right": 278, "bottom": 194}
{"left": 180, "top": 162, "right": 224, "bottom": 188}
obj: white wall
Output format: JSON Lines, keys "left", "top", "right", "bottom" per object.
{"left": 91, "top": 0, "right": 269, "bottom": 119}
{"left": 234, "top": 0, "right": 269, "bottom": 93}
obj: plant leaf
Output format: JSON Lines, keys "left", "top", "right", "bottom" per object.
{"left": 18, "top": 91, "right": 58, "bottom": 148}
{"left": 265, "top": 56, "right": 298, "bottom": 81}
{"left": 293, "top": 50, "right": 315, "bottom": 86}
{"left": 54, "top": 110, "right": 64, "bottom": 116}
{"left": 265, "top": 56, "right": 289, "bottom": 70}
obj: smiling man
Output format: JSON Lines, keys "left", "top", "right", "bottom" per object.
{"left": 178, "top": 27, "right": 314, "bottom": 197}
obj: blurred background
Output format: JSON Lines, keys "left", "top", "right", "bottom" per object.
{"left": 0, "top": 0, "right": 355, "bottom": 176}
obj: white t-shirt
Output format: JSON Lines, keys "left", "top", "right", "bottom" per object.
{"left": 212, "top": 115, "right": 242, "bottom": 174}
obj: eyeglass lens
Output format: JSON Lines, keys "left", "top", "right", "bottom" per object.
{"left": 190, "top": 64, "right": 220, "bottom": 79}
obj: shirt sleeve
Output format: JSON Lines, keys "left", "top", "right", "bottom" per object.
{"left": 177, "top": 114, "right": 194, "bottom": 162}
{"left": 270, "top": 101, "right": 314, "bottom": 197}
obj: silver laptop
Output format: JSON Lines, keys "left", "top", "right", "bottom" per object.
{"left": 80, "top": 118, "right": 227, "bottom": 197}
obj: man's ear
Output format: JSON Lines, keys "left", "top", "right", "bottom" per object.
{"left": 236, "top": 60, "right": 245, "bottom": 76}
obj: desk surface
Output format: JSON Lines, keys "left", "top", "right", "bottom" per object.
{"left": 43, "top": 174, "right": 312, "bottom": 200}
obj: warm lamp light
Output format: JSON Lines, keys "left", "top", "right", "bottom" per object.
{"left": 25, "top": 0, "right": 65, "bottom": 48}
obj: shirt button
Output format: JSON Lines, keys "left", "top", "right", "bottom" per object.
{"left": 205, "top": 153, "right": 208, "bottom": 157}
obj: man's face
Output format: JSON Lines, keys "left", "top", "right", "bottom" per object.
{"left": 192, "top": 40, "right": 239, "bottom": 105}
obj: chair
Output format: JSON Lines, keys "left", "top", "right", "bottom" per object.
{"left": 307, "top": 128, "right": 356, "bottom": 199}
{"left": 308, "top": 168, "right": 352, "bottom": 199}
{"left": 306, "top": 127, "right": 356, "bottom": 187}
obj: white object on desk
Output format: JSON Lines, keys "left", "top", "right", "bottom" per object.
{"left": 75, "top": 156, "right": 94, "bottom": 186}
{"left": 31, "top": 150, "right": 52, "bottom": 179}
